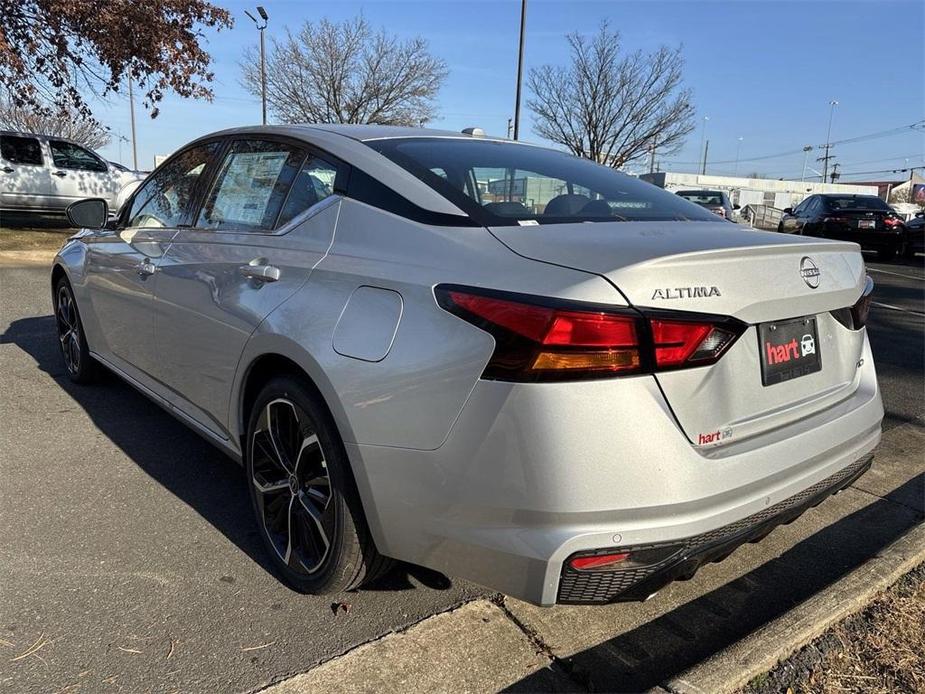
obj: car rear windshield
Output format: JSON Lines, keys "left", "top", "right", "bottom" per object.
{"left": 365, "top": 138, "right": 717, "bottom": 225}
{"left": 676, "top": 191, "right": 724, "bottom": 206}
{"left": 824, "top": 195, "right": 891, "bottom": 211}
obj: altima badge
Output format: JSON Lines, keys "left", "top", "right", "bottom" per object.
{"left": 800, "top": 257, "right": 820, "bottom": 289}
{"left": 651, "top": 286, "right": 721, "bottom": 300}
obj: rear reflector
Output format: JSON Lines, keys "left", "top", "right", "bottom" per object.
{"left": 436, "top": 286, "right": 745, "bottom": 382}
{"left": 570, "top": 553, "right": 631, "bottom": 571}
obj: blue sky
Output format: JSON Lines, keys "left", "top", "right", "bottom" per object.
{"left": 93, "top": 0, "right": 925, "bottom": 181}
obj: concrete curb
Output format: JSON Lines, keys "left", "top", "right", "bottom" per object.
{"left": 663, "top": 520, "right": 925, "bottom": 694}
{"left": 258, "top": 599, "right": 565, "bottom": 694}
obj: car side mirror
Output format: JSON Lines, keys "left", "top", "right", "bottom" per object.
{"left": 916, "top": 211, "right": 925, "bottom": 219}
{"left": 733, "top": 204, "right": 741, "bottom": 210}
{"left": 783, "top": 207, "right": 793, "bottom": 215}
{"left": 66, "top": 198, "right": 108, "bottom": 229}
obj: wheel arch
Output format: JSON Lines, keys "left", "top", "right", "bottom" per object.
{"left": 232, "top": 335, "right": 357, "bottom": 460}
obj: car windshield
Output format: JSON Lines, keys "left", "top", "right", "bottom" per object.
{"left": 824, "top": 195, "right": 891, "bottom": 211}
{"left": 366, "top": 138, "right": 717, "bottom": 225}
{"left": 676, "top": 191, "right": 724, "bottom": 206}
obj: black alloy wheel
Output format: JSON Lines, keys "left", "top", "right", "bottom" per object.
{"left": 246, "top": 376, "right": 392, "bottom": 593}
{"left": 54, "top": 277, "right": 98, "bottom": 384}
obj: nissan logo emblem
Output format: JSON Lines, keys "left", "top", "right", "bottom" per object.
{"left": 800, "top": 256, "right": 820, "bottom": 289}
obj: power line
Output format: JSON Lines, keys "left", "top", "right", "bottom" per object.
{"left": 661, "top": 119, "right": 925, "bottom": 167}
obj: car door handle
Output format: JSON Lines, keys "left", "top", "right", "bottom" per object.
{"left": 1, "top": 166, "right": 13, "bottom": 173}
{"left": 137, "top": 259, "right": 156, "bottom": 277}
{"left": 52, "top": 170, "right": 67, "bottom": 177}
{"left": 239, "top": 262, "right": 280, "bottom": 283}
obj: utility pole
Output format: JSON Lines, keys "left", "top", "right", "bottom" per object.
{"left": 507, "top": 118, "right": 513, "bottom": 139}
{"left": 701, "top": 139, "right": 710, "bottom": 175}
{"left": 734, "top": 136, "right": 743, "bottom": 176}
{"left": 513, "top": 0, "right": 527, "bottom": 140}
{"left": 246, "top": 7, "right": 269, "bottom": 124}
{"left": 821, "top": 99, "right": 838, "bottom": 182}
{"left": 648, "top": 144, "right": 656, "bottom": 174}
{"left": 699, "top": 116, "right": 709, "bottom": 175}
{"left": 830, "top": 162, "right": 840, "bottom": 184}
{"left": 800, "top": 145, "right": 813, "bottom": 182}
{"left": 127, "top": 78, "right": 138, "bottom": 170}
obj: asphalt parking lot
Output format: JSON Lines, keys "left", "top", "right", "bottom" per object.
{"left": 1, "top": 253, "right": 922, "bottom": 693}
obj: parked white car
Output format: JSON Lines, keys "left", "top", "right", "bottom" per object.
{"left": 0, "top": 130, "right": 145, "bottom": 216}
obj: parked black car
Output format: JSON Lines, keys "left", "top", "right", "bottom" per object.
{"left": 675, "top": 190, "right": 739, "bottom": 221}
{"left": 904, "top": 211, "right": 924, "bottom": 258}
{"left": 777, "top": 194, "right": 904, "bottom": 260}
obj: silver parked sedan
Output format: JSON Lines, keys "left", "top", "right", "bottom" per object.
{"left": 52, "top": 125, "right": 883, "bottom": 605}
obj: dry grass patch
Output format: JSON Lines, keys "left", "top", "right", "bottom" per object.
{"left": 745, "top": 563, "right": 925, "bottom": 693}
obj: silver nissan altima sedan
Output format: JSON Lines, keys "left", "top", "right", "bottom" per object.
{"left": 52, "top": 125, "right": 882, "bottom": 605}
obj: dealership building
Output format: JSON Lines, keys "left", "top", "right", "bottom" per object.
{"left": 640, "top": 171, "right": 878, "bottom": 210}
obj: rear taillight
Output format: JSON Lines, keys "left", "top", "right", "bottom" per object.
{"left": 884, "top": 217, "right": 902, "bottom": 228}
{"left": 436, "top": 286, "right": 745, "bottom": 381}
{"left": 831, "top": 275, "right": 874, "bottom": 330}
{"left": 650, "top": 319, "right": 739, "bottom": 368}
{"left": 709, "top": 207, "right": 726, "bottom": 218}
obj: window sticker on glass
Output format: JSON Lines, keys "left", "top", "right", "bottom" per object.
{"left": 212, "top": 152, "right": 289, "bottom": 226}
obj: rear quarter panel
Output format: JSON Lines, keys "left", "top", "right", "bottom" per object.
{"left": 234, "top": 198, "right": 621, "bottom": 451}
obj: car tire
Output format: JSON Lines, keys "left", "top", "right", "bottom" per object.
{"left": 53, "top": 277, "right": 100, "bottom": 384}
{"left": 245, "top": 375, "right": 393, "bottom": 594}
{"left": 878, "top": 247, "right": 897, "bottom": 261}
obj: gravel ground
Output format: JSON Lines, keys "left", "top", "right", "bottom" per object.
{"left": 744, "top": 563, "right": 925, "bottom": 694}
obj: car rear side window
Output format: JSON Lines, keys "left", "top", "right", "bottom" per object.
{"left": 198, "top": 140, "right": 307, "bottom": 231}
{"left": 275, "top": 155, "right": 339, "bottom": 227}
{"left": 824, "top": 195, "right": 891, "bottom": 212}
{"left": 366, "top": 138, "right": 717, "bottom": 225}
{"left": 1, "top": 135, "right": 43, "bottom": 165}
{"left": 127, "top": 142, "right": 220, "bottom": 229}
{"left": 49, "top": 140, "right": 107, "bottom": 172}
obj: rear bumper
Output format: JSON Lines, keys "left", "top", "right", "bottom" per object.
{"left": 347, "top": 335, "right": 883, "bottom": 606}
{"left": 558, "top": 452, "right": 872, "bottom": 603}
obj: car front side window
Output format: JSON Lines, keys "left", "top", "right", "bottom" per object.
{"left": 126, "top": 142, "right": 220, "bottom": 229}
{"left": 49, "top": 140, "right": 108, "bottom": 173}
{"left": 0, "top": 135, "right": 43, "bottom": 166}
{"left": 198, "top": 139, "right": 308, "bottom": 232}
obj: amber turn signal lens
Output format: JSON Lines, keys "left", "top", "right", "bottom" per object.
{"left": 531, "top": 349, "right": 640, "bottom": 372}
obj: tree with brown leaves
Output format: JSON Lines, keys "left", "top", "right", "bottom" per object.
{"left": 0, "top": 0, "right": 232, "bottom": 119}
{"left": 241, "top": 16, "right": 448, "bottom": 126}
{"left": 528, "top": 21, "right": 695, "bottom": 168}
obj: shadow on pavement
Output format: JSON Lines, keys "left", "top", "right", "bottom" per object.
{"left": 506, "top": 474, "right": 923, "bottom": 693}
{"left": 1, "top": 212, "right": 71, "bottom": 229}
{"left": 0, "top": 314, "right": 455, "bottom": 595}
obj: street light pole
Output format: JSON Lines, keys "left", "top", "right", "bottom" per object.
{"left": 699, "top": 116, "right": 709, "bottom": 175}
{"left": 246, "top": 7, "right": 269, "bottom": 125}
{"left": 127, "top": 78, "right": 138, "bottom": 170}
{"left": 821, "top": 99, "right": 838, "bottom": 182}
{"left": 512, "top": 0, "right": 527, "bottom": 140}
{"left": 800, "top": 145, "right": 813, "bottom": 182}
{"left": 734, "top": 136, "right": 743, "bottom": 176}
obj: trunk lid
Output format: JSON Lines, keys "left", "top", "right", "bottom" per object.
{"left": 490, "top": 221, "right": 869, "bottom": 447}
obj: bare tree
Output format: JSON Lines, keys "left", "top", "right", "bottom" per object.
{"left": 527, "top": 22, "right": 695, "bottom": 168}
{"left": 0, "top": 97, "right": 111, "bottom": 149}
{"left": 241, "top": 16, "right": 448, "bottom": 125}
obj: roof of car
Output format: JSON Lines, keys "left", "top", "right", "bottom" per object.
{"left": 198, "top": 123, "right": 513, "bottom": 144}
{"left": 303, "top": 124, "right": 506, "bottom": 142}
